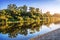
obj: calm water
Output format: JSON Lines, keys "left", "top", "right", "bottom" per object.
{"left": 0, "top": 22, "right": 60, "bottom": 40}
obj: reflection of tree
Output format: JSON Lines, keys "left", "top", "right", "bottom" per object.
{"left": 0, "top": 22, "right": 42, "bottom": 38}
{"left": 0, "top": 19, "right": 60, "bottom": 38}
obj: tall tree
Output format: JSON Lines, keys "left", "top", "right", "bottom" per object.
{"left": 22, "top": 5, "right": 27, "bottom": 12}
{"left": 7, "top": 4, "right": 17, "bottom": 10}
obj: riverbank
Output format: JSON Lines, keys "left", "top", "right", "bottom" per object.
{"left": 30, "top": 28, "right": 60, "bottom": 40}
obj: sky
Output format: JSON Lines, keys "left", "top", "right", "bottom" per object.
{"left": 0, "top": 0, "right": 60, "bottom": 14}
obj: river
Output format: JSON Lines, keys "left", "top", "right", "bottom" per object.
{"left": 0, "top": 21, "right": 60, "bottom": 40}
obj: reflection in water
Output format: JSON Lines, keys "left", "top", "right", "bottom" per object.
{"left": 0, "top": 23, "right": 42, "bottom": 38}
{"left": 0, "top": 19, "right": 60, "bottom": 38}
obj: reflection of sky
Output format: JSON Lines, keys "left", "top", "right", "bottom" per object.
{"left": 0, "top": 23, "right": 60, "bottom": 40}
{"left": 0, "top": 0, "right": 60, "bottom": 14}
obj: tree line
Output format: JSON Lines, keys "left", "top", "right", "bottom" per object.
{"left": 0, "top": 4, "right": 53, "bottom": 26}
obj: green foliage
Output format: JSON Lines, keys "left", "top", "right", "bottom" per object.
{"left": 0, "top": 4, "right": 47, "bottom": 26}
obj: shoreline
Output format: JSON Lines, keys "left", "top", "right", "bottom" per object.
{"left": 30, "top": 28, "right": 60, "bottom": 40}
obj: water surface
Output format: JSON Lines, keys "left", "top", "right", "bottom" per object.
{"left": 0, "top": 22, "right": 60, "bottom": 40}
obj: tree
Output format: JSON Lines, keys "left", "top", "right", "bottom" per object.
{"left": 45, "top": 11, "right": 51, "bottom": 17}
{"left": 7, "top": 4, "right": 17, "bottom": 10}
{"left": 17, "top": 5, "right": 27, "bottom": 13}
{"left": 29, "top": 7, "right": 35, "bottom": 13}
{"left": 22, "top": 5, "right": 27, "bottom": 12}
{"left": 36, "top": 8, "right": 40, "bottom": 13}
{"left": 17, "top": 7, "right": 23, "bottom": 12}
